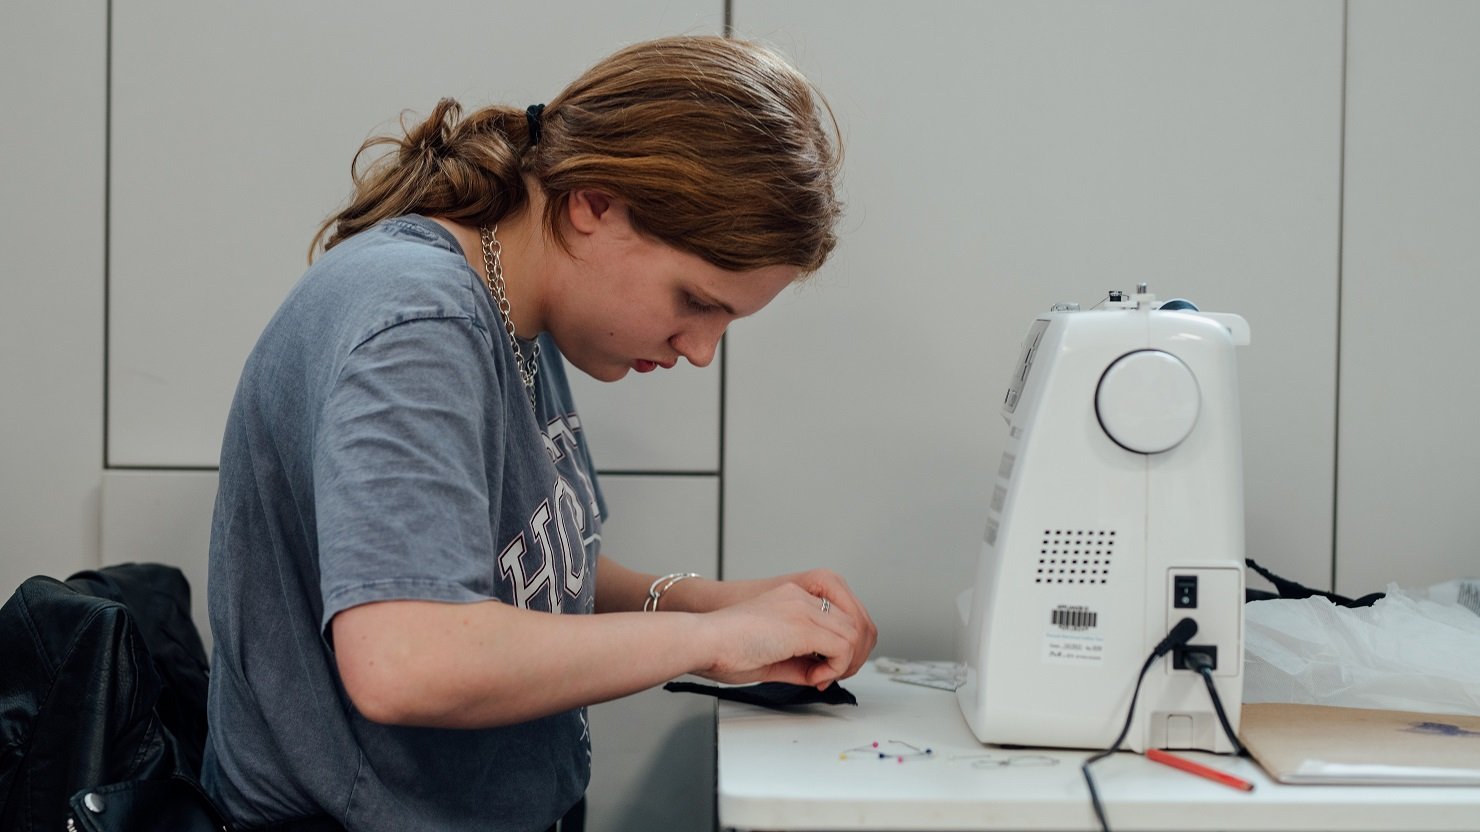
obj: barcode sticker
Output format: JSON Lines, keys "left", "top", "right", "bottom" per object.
{"left": 1043, "top": 605, "right": 1103, "bottom": 665}
{"left": 1051, "top": 605, "right": 1097, "bottom": 630}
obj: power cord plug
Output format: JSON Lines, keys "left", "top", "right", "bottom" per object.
{"left": 1151, "top": 618, "right": 1199, "bottom": 660}
{"left": 1172, "top": 645, "right": 1217, "bottom": 672}
{"left": 1177, "top": 648, "right": 1244, "bottom": 756}
{"left": 1176, "top": 647, "right": 1217, "bottom": 672}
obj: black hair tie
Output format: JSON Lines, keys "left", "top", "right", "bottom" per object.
{"left": 525, "top": 103, "right": 546, "bottom": 146}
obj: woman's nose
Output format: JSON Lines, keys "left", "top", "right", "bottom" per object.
{"left": 672, "top": 323, "right": 725, "bottom": 368}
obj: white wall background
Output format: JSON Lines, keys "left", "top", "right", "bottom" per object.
{"left": 1, "top": 1, "right": 106, "bottom": 603}
{"left": 4, "top": 2, "right": 1479, "bottom": 830}
{"left": 1336, "top": 0, "right": 1480, "bottom": 595}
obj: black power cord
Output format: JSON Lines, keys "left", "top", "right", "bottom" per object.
{"left": 1081, "top": 617, "right": 1199, "bottom": 832}
{"left": 1179, "top": 649, "right": 1245, "bottom": 756}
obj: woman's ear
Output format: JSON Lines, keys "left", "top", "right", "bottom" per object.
{"left": 567, "top": 189, "right": 617, "bottom": 235}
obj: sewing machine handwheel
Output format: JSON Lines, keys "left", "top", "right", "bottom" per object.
{"left": 1095, "top": 350, "right": 1200, "bottom": 454}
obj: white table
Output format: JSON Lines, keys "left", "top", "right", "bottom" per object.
{"left": 716, "top": 665, "right": 1480, "bottom": 831}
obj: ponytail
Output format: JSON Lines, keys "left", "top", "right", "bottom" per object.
{"left": 309, "top": 98, "right": 534, "bottom": 261}
{"left": 312, "top": 36, "right": 842, "bottom": 274}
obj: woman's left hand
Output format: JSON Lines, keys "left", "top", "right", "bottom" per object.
{"left": 637, "top": 563, "right": 878, "bottom": 680}
{"left": 700, "top": 569, "right": 877, "bottom": 680}
{"left": 772, "top": 569, "right": 877, "bottom": 679}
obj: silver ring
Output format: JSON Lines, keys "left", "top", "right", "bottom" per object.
{"left": 820, "top": 597, "right": 831, "bottom": 614}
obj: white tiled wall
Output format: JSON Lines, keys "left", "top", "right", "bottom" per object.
{"left": 0, "top": 1, "right": 107, "bottom": 597}
{"left": 106, "top": 0, "right": 726, "bottom": 469}
{"left": 1336, "top": 0, "right": 1480, "bottom": 595}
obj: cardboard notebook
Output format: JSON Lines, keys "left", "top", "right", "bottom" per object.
{"left": 1240, "top": 702, "right": 1480, "bottom": 785}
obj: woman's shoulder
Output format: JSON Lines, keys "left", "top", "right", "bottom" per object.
{"left": 318, "top": 215, "right": 470, "bottom": 286}
{"left": 299, "top": 215, "right": 489, "bottom": 329}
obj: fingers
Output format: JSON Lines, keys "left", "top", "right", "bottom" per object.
{"left": 776, "top": 656, "right": 829, "bottom": 687}
{"left": 796, "top": 591, "right": 857, "bottom": 689}
{"left": 798, "top": 570, "right": 878, "bottom": 679}
{"left": 806, "top": 657, "right": 844, "bottom": 690}
{"left": 759, "top": 585, "right": 855, "bottom": 688}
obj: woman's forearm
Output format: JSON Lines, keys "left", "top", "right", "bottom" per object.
{"left": 594, "top": 553, "right": 774, "bottom": 614}
{"left": 333, "top": 598, "right": 719, "bottom": 728}
{"left": 332, "top": 579, "right": 859, "bottom": 729}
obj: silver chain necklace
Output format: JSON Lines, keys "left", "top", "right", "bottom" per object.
{"left": 479, "top": 225, "right": 540, "bottom": 408}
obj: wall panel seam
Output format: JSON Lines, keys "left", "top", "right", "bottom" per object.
{"left": 103, "top": 0, "right": 113, "bottom": 470}
{"left": 1331, "top": 0, "right": 1349, "bottom": 592}
{"left": 718, "top": 0, "right": 733, "bottom": 587}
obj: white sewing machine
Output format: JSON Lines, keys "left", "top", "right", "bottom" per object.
{"left": 956, "top": 285, "right": 1249, "bottom": 754}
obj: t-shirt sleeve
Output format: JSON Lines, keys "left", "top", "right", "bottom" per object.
{"left": 313, "top": 316, "right": 504, "bottom": 633}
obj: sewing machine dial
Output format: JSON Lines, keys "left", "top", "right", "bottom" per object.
{"left": 1094, "top": 350, "right": 1201, "bottom": 454}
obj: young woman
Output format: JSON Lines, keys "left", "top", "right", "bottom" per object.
{"left": 202, "top": 35, "right": 876, "bottom": 832}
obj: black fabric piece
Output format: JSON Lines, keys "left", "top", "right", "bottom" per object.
{"left": 663, "top": 680, "right": 858, "bottom": 710}
{"left": 1244, "top": 558, "right": 1385, "bottom": 608}
{"left": 526, "top": 103, "right": 546, "bottom": 146}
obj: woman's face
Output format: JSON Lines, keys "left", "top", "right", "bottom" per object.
{"left": 545, "top": 194, "right": 799, "bottom": 382}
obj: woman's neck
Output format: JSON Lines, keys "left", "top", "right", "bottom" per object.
{"left": 433, "top": 203, "right": 546, "bottom": 337}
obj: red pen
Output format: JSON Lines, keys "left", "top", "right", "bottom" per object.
{"left": 1146, "top": 748, "right": 1255, "bottom": 792}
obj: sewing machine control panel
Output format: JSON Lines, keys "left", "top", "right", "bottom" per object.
{"left": 1165, "top": 568, "right": 1241, "bottom": 678}
{"left": 1003, "top": 319, "right": 1050, "bottom": 418}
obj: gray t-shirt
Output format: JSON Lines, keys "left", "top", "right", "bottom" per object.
{"left": 201, "top": 215, "right": 606, "bottom": 831}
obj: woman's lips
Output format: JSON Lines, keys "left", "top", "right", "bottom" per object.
{"left": 634, "top": 359, "right": 658, "bottom": 373}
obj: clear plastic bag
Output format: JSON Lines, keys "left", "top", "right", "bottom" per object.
{"left": 1243, "top": 581, "right": 1480, "bottom": 716}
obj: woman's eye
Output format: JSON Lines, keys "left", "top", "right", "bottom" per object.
{"left": 686, "top": 295, "right": 717, "bottom": 312}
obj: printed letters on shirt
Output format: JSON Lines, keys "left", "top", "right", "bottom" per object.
{"left": 496, "top": 412, "right": 600, "bottom": 613}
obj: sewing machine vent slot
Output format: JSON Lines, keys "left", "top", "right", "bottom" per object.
{"left": 1034, "top": 529, "right": 1114, "bottom": 585}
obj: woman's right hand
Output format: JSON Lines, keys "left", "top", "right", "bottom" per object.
{"left": 695, "top": 583, "right": 861, "bottom": 690}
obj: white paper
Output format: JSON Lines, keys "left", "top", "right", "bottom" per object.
{"left": 1289, "top": 759, "right": 1480, "bottom": 786}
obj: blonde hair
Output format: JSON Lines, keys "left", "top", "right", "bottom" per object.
{"left": 311, "top": 36, "right": 842, "bottom": 273}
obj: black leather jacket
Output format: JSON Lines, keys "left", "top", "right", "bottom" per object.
{"left": 0, "top": 564, "right": 211, "bottom": 832}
